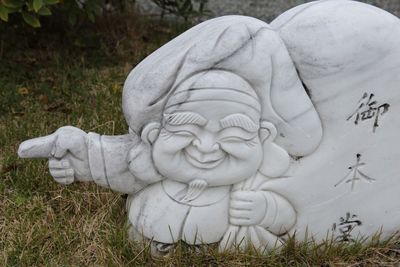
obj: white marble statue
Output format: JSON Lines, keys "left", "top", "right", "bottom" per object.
{"left": 18, "top": 0, "right": 400, "bottom": 255}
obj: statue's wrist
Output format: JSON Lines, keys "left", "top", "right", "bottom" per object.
{"left": 86, "top": 132, "right": 108, "bottom": 187}
{"left": 258, "top": 191, "right": 277, "bottom": 228}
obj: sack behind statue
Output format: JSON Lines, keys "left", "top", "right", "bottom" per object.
{"left": 268, "top": 0, "right": 400, "bottom": 242}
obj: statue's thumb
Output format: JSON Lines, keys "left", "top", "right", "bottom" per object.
{"left": 18, "top": 134, "right": 57, "bottom": 159}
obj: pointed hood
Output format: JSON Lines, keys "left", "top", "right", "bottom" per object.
{"left": 123, "top": 15, "right": 322, "bottom": 156}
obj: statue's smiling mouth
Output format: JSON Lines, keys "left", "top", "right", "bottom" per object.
{"left": 184, "top": 149, "right": 225, "bottom": 169}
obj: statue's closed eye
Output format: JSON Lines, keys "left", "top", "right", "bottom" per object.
{"left": 169, "top": 130, "right": 195, "bottom": 138}
{"left": 219, "top": 136, "right": 250, "bottom": 142}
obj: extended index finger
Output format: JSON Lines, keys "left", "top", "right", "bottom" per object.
{"left": 18, "top": 133, "right": 57, "bottom": 158}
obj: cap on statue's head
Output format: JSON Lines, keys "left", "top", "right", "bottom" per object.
{"left": 163, "top": 70, "right": 261, "bottom": 118}
{"left": 123, "top": 15, "right": 323, "bottom": 157}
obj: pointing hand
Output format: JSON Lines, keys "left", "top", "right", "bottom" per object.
{"left": 18, "top": 126, "right": 91, "bottom": 184}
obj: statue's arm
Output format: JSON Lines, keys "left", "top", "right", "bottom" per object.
{"left": 258, "top": 191, "right": 296, "bottom": 235}
{"left": 86, "top": 132, "right": 148, "bottom": 194}
{"left": 18, "top": 126, "right": 158, "bottom": 194}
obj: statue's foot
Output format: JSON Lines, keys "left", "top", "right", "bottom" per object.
{"left": 150, "top": 241, "right": 174, "bottom": 257}
{"left": 127, "top": 223, "right": 174, "bottom": 257}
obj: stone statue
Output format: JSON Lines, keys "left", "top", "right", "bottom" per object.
{"left": 18, "top": 0, "right": 400, "bottom": 255}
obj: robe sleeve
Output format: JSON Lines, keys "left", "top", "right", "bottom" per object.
{"left": 86, "top": 132, "right": 147, "bottom": 194}
{"left": 258, "top": 190, "right": 296, "bottom": 235}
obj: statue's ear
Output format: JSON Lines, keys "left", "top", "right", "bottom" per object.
{"left": 259, "top": 121, "right": 277, "bottom": 144}
{"left": 259, "top": 121, "right": 290, "bottom": 178}
{"left": 141, "top": 122, "right": 161, "bottom": 144}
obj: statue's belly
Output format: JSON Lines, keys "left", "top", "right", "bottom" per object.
{"left": 128, "top": 182, "right": 229, "bottom": 244}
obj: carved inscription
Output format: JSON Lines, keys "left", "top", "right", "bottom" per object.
{"left": 347, "top": 92, "right": 389, "bottom": 132}
{"left": 335, "top": 154, "right": 375, "bottom": 191}
{"left": 332, "top": 212, "right": 362, "bottom": 242}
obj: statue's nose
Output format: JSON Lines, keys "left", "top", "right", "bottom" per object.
{"left": 192, "top": 134, "right": 219, "bottom": 153}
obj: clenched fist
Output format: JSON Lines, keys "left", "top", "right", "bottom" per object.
{"left": 229, "top": 190, "right": 267, "bottom": 226}
{"left": 18, "top": 126, "right": 91, "bottom": 185}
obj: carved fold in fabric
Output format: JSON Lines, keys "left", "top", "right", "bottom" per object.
{"left": 87, "top": 132, "right": 148, "bottom": 194}
{"left": 164, "top": 88, "right": 262, "bottom": 113}
{"left": 87, "top": 132, "right": 108, "bottom": 188}
{"left": 128, "top": 180, "right": 231, "bottom": 244}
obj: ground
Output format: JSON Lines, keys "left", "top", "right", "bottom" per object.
{"left": 1, "top": 7, "right": 400, "bottom": 267}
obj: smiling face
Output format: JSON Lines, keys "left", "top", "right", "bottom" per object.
{"left": 152, "top": 101, "right": 263, "bottom": 186}
{"left": 151, "top": 71, "right": 265, "bottom": 186}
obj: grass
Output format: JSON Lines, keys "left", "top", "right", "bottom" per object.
{"left": 1, "top": 9, "right": 400, "bottom": 266}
